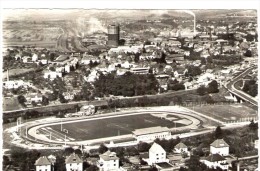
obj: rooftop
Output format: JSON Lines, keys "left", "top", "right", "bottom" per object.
{"left": 156, "top": 162, "right": 174, "bottom": 169}
{"left": 35, "top": 156, "right": 52, "bottom": 166}
{"left": 65, "top": 153, "right": 83, "bottom": 164}
{"left": 210, "top": 139, "right": 229, "bottom": 148}
{"left": 204, "top": 154, "right": 226, "bottom": 162}
{"left": 99, "top": 150, "right": 119, "bottom": 161}
{"left": 150, "top": 142, "right": 166, "bottom": 154}
{"left": 132, "top": 126, "right": 170, "bottom": 136}
{"left": 175, "top": 142, "right": 188, "bottom": 149}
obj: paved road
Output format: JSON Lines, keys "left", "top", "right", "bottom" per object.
{"left": 3, "top": 89, "right": 196, "bottom": 114}
{"left": 225, "top": 67, "right": 257, "bottom": 106}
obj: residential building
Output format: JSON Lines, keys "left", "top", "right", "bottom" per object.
{"left": 132, "top": 126, "right": 171, "bottom": 142}
{"left": 148, "top": 143, "right": 168, "bottom": 165}
{"left": 32, "top": 53, "right": 38, "bottom": 62}
{"left": 44, "top": 71, "right": 62, "bottom": 80}
{"left": 35, "top": 156, "right": 53, "bottom": 171}
{"left": 210, "top": 139, "right": 229, "bottom": 156}
{"left": 200, "top": 154, "right": 229, "bottom": 170}
{"left": 130, "top": 67, "right": 150, "bottom": 74}
{"left": 65, "top": 153, "right": 83, "bottom": 171}
{"left": 3, "top": 80, "right": 26, "bottom": 89}
{"left": 80, "top": 105, "right": 95, "bottom": 115}
{"left": 26, "top": 93, "right": 43, "bottom": 104}
{"left": 174, "top": 142, "right": 188, "bottom": 154}
{"left": 97, "top": 150, "right": 119, "bottom": 171}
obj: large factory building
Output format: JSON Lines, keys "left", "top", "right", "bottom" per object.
{"left": 107, "top": 24, "right": 120, "bottom": 47}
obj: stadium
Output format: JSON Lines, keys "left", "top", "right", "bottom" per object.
{"left": 23, "top": 106, "right": 205, "bottom": 146}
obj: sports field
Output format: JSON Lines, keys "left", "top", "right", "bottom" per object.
{"left": 189, "top": 104, "right": 257, "bottom": 122}
{"left": 46, "top": 114, "right": 185, "bottom": 141}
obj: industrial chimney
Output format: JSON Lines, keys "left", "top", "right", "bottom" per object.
{"left": 193, "top": 16, "right": 196, "bottom": 35}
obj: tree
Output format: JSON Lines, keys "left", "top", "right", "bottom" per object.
{"left": 197, "top": 85, "right": 207, "bottom": 96}
{"left": 98, "top": 144, "right": 108, "bottom": 154}
{"left": 207, "top": 80, "right": 219, "bottom": 93}
{"left": 31, "top": 101, "right": 37, "bottom": 107}
{"left": 137, "top": 142, "right": 151, "bottom": 152}
{"left": 64, "top": 147, "right": 74, "bottom": 156}
{"left": 55, "top": 155, "right": 66, "bottom": 171}
{"left": 148, "top": 166, "right": 158, "bottom": 171}
{"left": 59, "top": 93, "right": 67, "bottom": 103}
{"left": 187, "top": 66, "right": 202, "bottom": 76}
{"left": 41, "top": 96, "right": 49, "bottom": 106}
{"left": 17, "top": 95, "right": 27, "bottom": 105}
{"left": 86, "top": 165, "right": 99, "bottom": 171}
{"left": 74, "top": 149, "right": 82, "bottom": 156}
{"left": 3, "top": 155, "right": 10, "bottom": 169}
{"left": 185, "top": 155, "right": 207, "bottom": 171}
{"left": 215, "top": 126, "right": 223, "bottom": 139}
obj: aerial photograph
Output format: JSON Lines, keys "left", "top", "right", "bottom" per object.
{"left": 1, "top": 8, "right": 258, "bottom": 171}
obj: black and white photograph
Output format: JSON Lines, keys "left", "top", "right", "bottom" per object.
{"left": 1, "top": 1, "right": 259, "bottom": 171}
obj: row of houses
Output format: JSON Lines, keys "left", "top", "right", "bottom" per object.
{"left": 35, "top": 139, "right": 231, "bottom": 171}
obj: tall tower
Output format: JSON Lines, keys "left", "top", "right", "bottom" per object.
{"left": 107, "top": 24, "right": 120, "bottom": 47}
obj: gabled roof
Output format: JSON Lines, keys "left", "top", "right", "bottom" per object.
{"left": 65, "top": 153, "right": 83, "bottom": 164}
{"left": 175, "top": 142, "right": 187, "bottom": 149}
{"left": 149, "top": 143, "right": 166, "bottom": 154}
{"left": 35, "top": 156, "right": 52, "bottom": 166}
{"left": 99, "top": 150, "right": 119, "bottom": 161}
{"left": 204, "top": 154, "right": 226, "bottom": 162}
{"left": 210, "top": 139, "right": 229, "bottom": 148}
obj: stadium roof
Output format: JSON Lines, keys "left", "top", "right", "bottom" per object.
{"left": 210, "top": 139, "right": 229, "bottom": 148}
{"left": 132, "top": 126, "right": 170, "bottom": 136}
{"left": 35, "top": 156, "right": 52, "bottom": 166}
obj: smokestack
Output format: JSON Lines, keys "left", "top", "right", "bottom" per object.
{"left": 7, "top": 69, "right": 9, "bottom": 81}
{"left": 237, "top": 162, "right": 240, "bottom": 171}
{"left": 194, "top": 16, "right": 196, "bottom": 35}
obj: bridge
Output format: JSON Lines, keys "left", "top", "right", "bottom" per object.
{"left": 224, "top": 67, "right": 257, "bottom": 106}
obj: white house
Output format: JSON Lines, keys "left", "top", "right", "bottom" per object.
{"left": 132, "top": 126, "right": 171, "bottom": 142}
{"left": 210, "top": 139, "right": 229, "bottom": 156}
{"left": 26, "top": 93, "right": 43, "bottom": 104}
{"left": 80, "top": 105, "right": 95, "bottom": 115}
{"left": 35, "top": 156, "right": 53, "bottom": 171}
{"left": 174, "top": 142, "right": 188, "bottom": 154}
{"left": 147, "top": 143, "right": 169, "bottom": 165}
{"left": 44, "top": 71, "right": 62, "bottom": 80}
{"left": 97, "top": 150, "right": 120, "bottom": 171}
{"left": 200, "top": 154, "right": 229, "bottom": 170}
{"left": 3, "top": 80, "right": 27, "bottom": 89}
{"left": 32, "top": 54, "right": 38, "bottom": 62}
{"left": 65, "top": 153, "right": 83, "bottom": 171}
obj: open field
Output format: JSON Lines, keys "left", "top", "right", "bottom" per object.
{"left": 47, "top": 114, "right": 185, "bottom": 141}
{"left": 188, "top": 104, "right": 257, "bottom": 122}
{"left": 2, "top": 97, "right": 23, "bottom": 111}
{"left": 2, "top": 68, "right": 36, "bottom": 79}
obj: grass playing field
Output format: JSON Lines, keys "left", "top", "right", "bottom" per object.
{"left": 48, "top": 114, "right": 185, "bottom": 141}
{"left": 188, "top": 104, "right": 257, "bottom": 122}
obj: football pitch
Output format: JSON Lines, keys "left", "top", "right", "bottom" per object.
{"left": 47, "top": 114, "right": 185, "bottom": 141}
{"left": 188, "top": 104, "right": 257, "bottom": 122}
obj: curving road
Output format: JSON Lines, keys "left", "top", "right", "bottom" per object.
{"left": 225, "top": 67, "right": 257, "bottom": 106}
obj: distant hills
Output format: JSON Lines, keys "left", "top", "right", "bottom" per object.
{"left": 3, "top": 9, "right": 257, "bottom": 22}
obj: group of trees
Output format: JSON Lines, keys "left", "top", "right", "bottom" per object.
{"left": 94, "top": 72, "right": 159, "bottom": 97}
{"left": 242, "top": 79, "right": 258, "bottom": 97}
{"left": 197, "top": 80, "right": 219, "bottom": 96}
{"left": 167, "top": 79, "right": 185, "bottom": 91}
